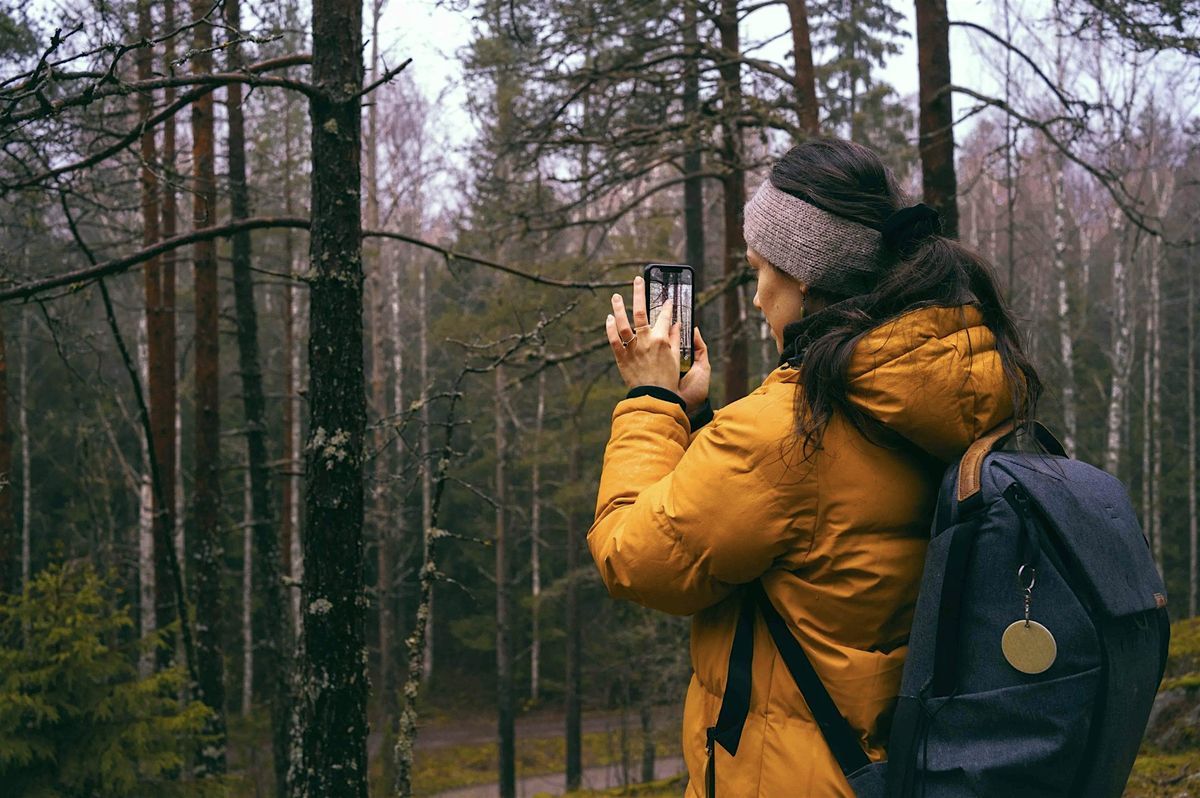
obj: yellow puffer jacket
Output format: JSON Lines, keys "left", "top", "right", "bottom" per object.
{"left": 589, "top": 305, "right": 1015, "bottom": 797}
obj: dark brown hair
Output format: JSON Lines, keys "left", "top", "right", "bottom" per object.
{"left": 768, "top": 137, "right": 1041, "bottom": 455}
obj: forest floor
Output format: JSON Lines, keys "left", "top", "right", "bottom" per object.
{"left": 384, "top": 705, "right": 686, "bottom": 796}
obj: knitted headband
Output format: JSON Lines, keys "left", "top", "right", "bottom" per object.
{"left": 743, "top": 179, "right": 942, "bottom": 296}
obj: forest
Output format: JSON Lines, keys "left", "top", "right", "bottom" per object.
{"left": 0, "top": 0, "right": 1198, "bottom": 796}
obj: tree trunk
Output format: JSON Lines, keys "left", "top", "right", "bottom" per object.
{"left": 1002, "top": 0, "right": 1016, "bottom": 295}
{"left": 282, "top": 95, "right": 304, "bottom": 637}
{"left": 785, "top": 0, "right": 820, "bottom": 134}
{"left": 530, "top": 366, "right": 543, "bottom": 703}
{"left": 162, "top": 0, "right": 182, "bottom": 630}
{"left": 300, "top": 0, "right": 369, "bottom": 792}
{"left": 242, "top": 462, "right": 254, "bottom": 716}
{"left": 682, "top": 0, "right": 706, "bottom": 319}
{"left": 190, "top": 0, "right": 226, "bottom": 776}
{"left": 1188, "top": 252, "right": 1197, "bottom": 618}
{"left": 914, "top": 0, "right": 959, "bottom": 237}
{"left": 0, "top": 307, "right": 12, "bottom": 595}
{"left": 640, "top": 701, "right": 656, "bottom": 783}
{"left": 225, "top": 0, "right": 292, "bottom": 783}
{"left": 137, "top": 316, "right": 155, "bottom": 677}
{"left": 495, "top": 365, "right": 515, "bottom": 798}
{"left": 1051, "top": 155, "right": 1077, "bottom": 458}
{"left": 18, "top": 311, "right": 28, "bottom": 590}
{"left": 419, "top": 260, "right": 434, "bottom": 685}
{"left": 136, "top": 0, "right": 175, "bottom": 670}
{"left": 1149, "top": 235, "right": 1163, "bottom": 574}
{"left": 718, "top": 0, "right": 748, "bottom": 403}
{"left": 1102, "top": 210, "right": 1131, "bottom": 476}
{"left": 385, "top": 239, "right": 406, "bottom": 719}
{"left": 1141, "top": 270, "right": 1153, "bottom": 544}
{"left": 365, "top": 0, "right": 395, "bottom": 721}
{"left": 565, "top": 414, "right": 582, "bottom": 792}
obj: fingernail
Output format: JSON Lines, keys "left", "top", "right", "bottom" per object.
{"left": 607, "top": 313, "right": 613, "bottom": 322}
{"left": 612, "top": 293, "right": 620, "bottom": 301}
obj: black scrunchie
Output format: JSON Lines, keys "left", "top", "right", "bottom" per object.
{"left": 881, "top": 202, "right": 942, "bottom": 255}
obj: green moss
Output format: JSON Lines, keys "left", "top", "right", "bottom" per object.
{"left": 1124, "top": 751, "right": 1200, "bottom": 797}
{"left": 1165, "top": 618, "right": 1200, "bottom": 681}
{"left": 1160, "top": 673, "right": 1200, "bottom": 692}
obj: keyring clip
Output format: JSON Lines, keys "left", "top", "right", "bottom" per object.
{"left": 1017, "top": 564, "right": 1037, "bottom": 592}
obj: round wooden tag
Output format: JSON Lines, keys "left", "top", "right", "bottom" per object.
{"left": 1001, "top": 620, "right": 1057, "bottom": 674}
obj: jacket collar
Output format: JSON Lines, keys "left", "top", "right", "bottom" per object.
{"left": 778, "top": 294, "right": 872, "bottom": 368}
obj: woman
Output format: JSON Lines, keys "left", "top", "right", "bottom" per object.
{"left": 590, "top": 137, "right": 1040, "bottom": 797}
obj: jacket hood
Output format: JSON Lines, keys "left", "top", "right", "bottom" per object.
{"left": 781, "top": 303, "right": 1015, "bottom": 462}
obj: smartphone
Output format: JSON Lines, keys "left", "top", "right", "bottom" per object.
{"left": 643, "top": 263, "right": 694, "bottom": 373}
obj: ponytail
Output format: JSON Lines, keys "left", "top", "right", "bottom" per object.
{"left": 789, "top": 234, "right": 1042, "bottom": 457}
{"left": 768, "top": 138, "right": 1041, "bottom": 456}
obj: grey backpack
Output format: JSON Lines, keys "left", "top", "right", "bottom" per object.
{"left": 707, "top": 421, "right": 1171, "bottom": 797}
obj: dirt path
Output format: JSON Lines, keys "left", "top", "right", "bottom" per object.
{"left": 378, "top": 705, "right": 682, "bottom": 753}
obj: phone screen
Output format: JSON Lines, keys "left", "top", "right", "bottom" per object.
{"left": 646, "top": 265, "right": 694, "bottom": 371}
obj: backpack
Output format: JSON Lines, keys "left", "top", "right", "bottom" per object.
{"left": 706, "top": 420, "right": 1171, "bottom": 797}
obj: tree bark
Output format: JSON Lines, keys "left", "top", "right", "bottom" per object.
{"left": 190, "top": 0, "right": 226, "bottom": 776}
{"left": 494, "top": 365, "right": 515, "bottom": 798}
{"left": 718, "top": 0, "right": 748, "bottom": 403}
{"left": 785, "top": 0, "right": 820, "bottom": 134}
{"left": 225, "top": 0, "right": 293, "bottom": 786}
{"left": 300, "top": 0, "right": 369, "bottom": 792}
{"left": 914, "top": 0, "right": 959, "bottom": 237}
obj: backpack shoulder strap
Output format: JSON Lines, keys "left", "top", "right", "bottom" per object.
{"left": 707, "top": 581, "right": 869, "bottom": 781}
{"left": 957, "top": 420, "right": 1067, "bottom": 504}
{"left": 753, "top": 581, "right": 871, "bottom": 777}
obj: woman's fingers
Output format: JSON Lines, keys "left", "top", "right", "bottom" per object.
{"left": 610, "top": 292, "right": 634, "bottom": 343}
{"left": 693, "top": 326, "right": 708, "bottom": 364}
{"left": 631, "top": 275, "right": 648, "bottom": 327}
{"left": 605, "top": 313, "right": 626, "bottom": 357}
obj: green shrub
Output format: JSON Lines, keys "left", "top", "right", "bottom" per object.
{"left": 0, "top": 562, "right": 213, "bottom": 797}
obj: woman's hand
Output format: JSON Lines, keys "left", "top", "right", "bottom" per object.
{"left": 605, "top": 276, "right": 710, "bottom": 414}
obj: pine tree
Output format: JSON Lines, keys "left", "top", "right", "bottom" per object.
{"left": 809, "top": 0, "right": 914, "bottom": 164}
{"left": 0, "top": 563, "right": 210, "bottom": 796}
